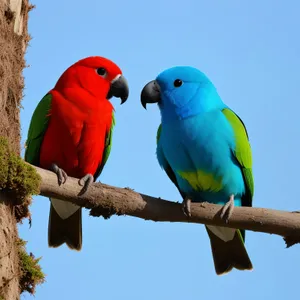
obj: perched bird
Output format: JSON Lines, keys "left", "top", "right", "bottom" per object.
{"left": 141, "top": 66, "right": 254, "bottom": 275}
{"left": 25, "top": 56, "right": 129, "bottom": 250}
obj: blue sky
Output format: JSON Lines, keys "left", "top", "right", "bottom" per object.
{"left": 20, "top": 0, "right": 300, "bottom": 299}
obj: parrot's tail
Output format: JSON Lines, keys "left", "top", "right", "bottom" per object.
{"left": 205, "top": 226, "right": 253, "bottom": 275}
{"left": 48, "top": 199, "right": 82, "bottom": 251}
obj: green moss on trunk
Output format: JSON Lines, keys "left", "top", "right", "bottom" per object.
{"left": 0, "top": 137, "right": 41, "bottom": 221}
{"left": 17, "top": 239, "right": 45, "bottom": 295}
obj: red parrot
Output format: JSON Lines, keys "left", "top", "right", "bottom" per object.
{"left": 25, "top": 56, "right": 129, "bottom": 250}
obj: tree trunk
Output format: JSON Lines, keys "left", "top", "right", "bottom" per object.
{"left": 0, "top": 0, "right": 30, "bottom": 299}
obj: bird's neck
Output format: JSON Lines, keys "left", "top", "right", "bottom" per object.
{"left": 51, "top": 88, "right": 113, "bottom": 113}
{"left": 160, "top": 91, "right": 225, "bottom": 123}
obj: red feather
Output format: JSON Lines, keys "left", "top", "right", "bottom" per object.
{"left": 40, "top": 89, "right": 113, "bottom": 178}
{"left": 39, "top": 56, "right": 119, "bottom": 178}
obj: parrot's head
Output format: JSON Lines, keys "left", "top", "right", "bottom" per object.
{"left": 141, "top": 66, "right": 224, "bottom": 120}
{"left": 54, "top": 56, "right": 129, "bottom": 104}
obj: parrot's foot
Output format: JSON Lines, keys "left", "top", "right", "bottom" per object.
{"left": 51, "top": 163, "right": 68, "bottom": 186}
{"left": 78, "top": 174, "right": 94, "bottom": 195}
{"left": 182, "top": 197, "right": 192, "bottom": 217}
{"left": 220, "top": 194, "right": 235, "bottom": 223}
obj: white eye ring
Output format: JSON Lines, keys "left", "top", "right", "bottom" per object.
{"left": 96, "top": 67, "right": 107, "bottom": 78}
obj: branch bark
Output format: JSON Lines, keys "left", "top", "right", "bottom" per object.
{"left": 35, "top": 165, "right": 300, "bottom": 247}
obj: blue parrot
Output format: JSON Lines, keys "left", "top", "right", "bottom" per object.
{"left": 140, "top": 66, "right": 254, "bottom": 275}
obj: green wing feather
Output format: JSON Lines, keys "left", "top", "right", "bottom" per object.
{"left": 222, "top": 108, "right": 254, "bottom": 208}
{"left": 25, "top": 93, "right": 52, "bottom": 166}
{"left": 94, "top": 112, "right": 115, "bottom": 180}
{"left": 156, "top": 123, "right": 162, "bottom": 143}
{"left": 25, "top": 93, "right": 114, "bottom": 180}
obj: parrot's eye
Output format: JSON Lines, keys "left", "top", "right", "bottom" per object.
{"left": 96, "top": 67, "right": 107, "bottom": 77}
{"left": 174, "top": 79, "right": 183, "bottom": 87}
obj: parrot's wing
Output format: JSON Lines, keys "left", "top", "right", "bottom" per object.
{"left": 25, "top": 93, "right": 52, "bottom": 165}
{"left": 156, "top": 124, "right": 186, "bottom": 199}
{"left": 222, "top": 108, "right": 254, "bottom": 208}
{"left": 93, "top": 112, "right": 115, "bottom": 181}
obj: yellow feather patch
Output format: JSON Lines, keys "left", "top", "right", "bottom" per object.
{"left": 178, "top": 170, "right": 223, "bottom": 192}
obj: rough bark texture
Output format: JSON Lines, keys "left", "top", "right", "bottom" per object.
{"left": 35, "top": 166, "right": 300, "bottom": 246}
{"left": 0, "top": 0, "right": 31, "bottom": 299}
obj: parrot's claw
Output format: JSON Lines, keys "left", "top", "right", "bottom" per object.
{"left": 220, "top": 194, "right": 235, "bottom": 223}
{"left": 182, "top": 197, "right": 192, "bottom": 217}
{"left": 78, "top": 174, "right": 94, "bottom": 195}
{"left": 51, "top": 163, "right": 68, "bottom": 186}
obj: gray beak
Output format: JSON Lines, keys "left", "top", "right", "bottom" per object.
{"left": 140, "top": 80, "right": 161, "bottom": 109}
{"left": 107, "top": 75, "right": 129, "bottom": 104}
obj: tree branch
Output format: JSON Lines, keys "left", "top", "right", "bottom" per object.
{"left": 34, "top": 166, "right": 300, "bottom": 247}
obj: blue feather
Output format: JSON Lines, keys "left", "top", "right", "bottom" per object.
{"left": 158, "top": 112, "right": 244, "bottom": 206}
{"left": 149, "top": 65, "right": 253, "bottom": 274}
{"left": 155, "top": 66, "right": 245, "bottom": 206}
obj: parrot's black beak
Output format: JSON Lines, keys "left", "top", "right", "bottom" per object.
{"left": 107, "top": 75, "right": 129, "bottom": 104}
{"left": 141, "top": 80, "right": 161, "bottom": 109}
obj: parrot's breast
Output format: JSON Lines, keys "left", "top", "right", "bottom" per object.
{"left": 159, "top": 110, "right": 245, "bottom": 205}
{"left": 39, "top": 91, "right": 113, "bottom": 179}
